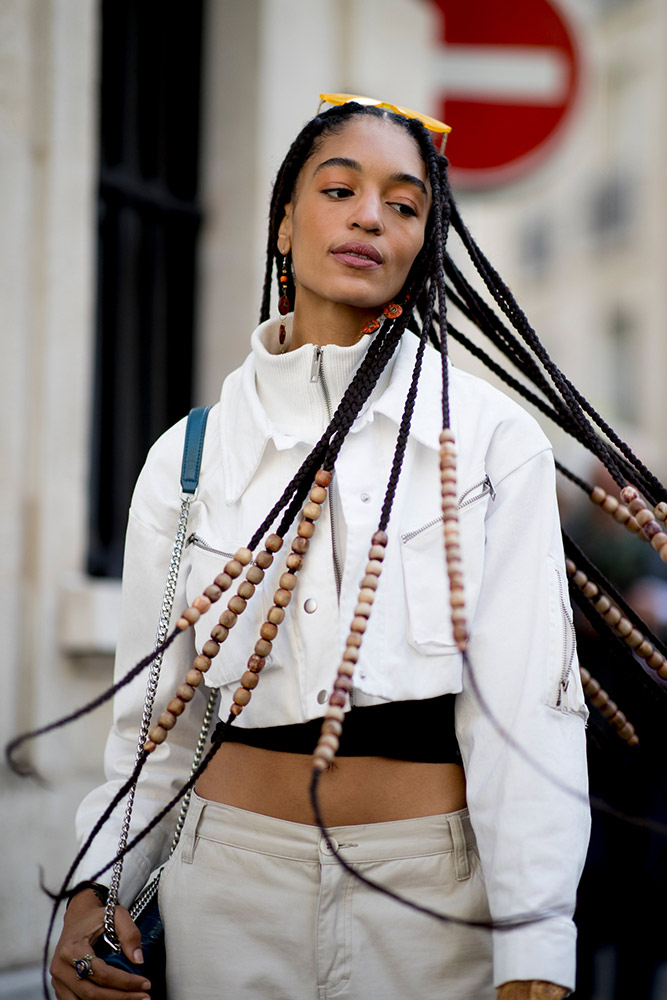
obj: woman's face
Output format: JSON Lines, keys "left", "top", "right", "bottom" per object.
{"left": 279, "top": 116, "right": 431, "bottom": 317}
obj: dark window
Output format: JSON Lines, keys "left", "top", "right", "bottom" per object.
{"left": 609, "top": 306, "right": 637, "bottom": 424}
{"left": 589, "top": 173, "right": 633, "bottom": 242}
{"left": 519, "top": 216, "right": 553, "bottom": 279}
{"left": 88, "top": 0, "right": 204, "bottom": 577}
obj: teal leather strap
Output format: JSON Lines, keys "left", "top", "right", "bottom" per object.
{"left": 180, "top": 405, "right": 212, "bottom": 496}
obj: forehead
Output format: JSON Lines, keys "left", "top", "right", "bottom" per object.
{"left": 298, "top": 116, "right": 429, "bottom": 191}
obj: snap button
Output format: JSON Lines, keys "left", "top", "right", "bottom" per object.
{"left": 317, "top": 689, "right": 328, "bottom": 704}
{"left": 360, "top": 492, "right": 371, "bottom": 503}
{"left": 319, "top": 836, "right": 339, "bottom": 855}
{"left": 304, "top": 598, "right": 318, "bottom": 614}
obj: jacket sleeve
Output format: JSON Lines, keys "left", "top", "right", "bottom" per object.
{"left": 455, "top": 444, "right": 590, "bottom": 992}
{"left": 73, "top": 439, "right": 209, "bottom": 908}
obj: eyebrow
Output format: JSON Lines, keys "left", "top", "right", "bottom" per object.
{"left": 313, "top": 157, "right": 428, "bottom": 198}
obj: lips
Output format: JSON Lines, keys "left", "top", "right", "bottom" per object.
{"left": 331, "top": 242, "right": 383, "bottom": 268}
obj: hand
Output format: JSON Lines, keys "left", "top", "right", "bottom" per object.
{"left": 497, "top": 982, "right": 568, "bottom": 1000}
{"left": 50, "top": 889, "right": 152, "bottom": 999}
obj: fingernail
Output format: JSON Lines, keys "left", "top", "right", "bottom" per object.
{"left": 142, "top": 982, "right": 151, "bottom": 991}
{"left": 133, "top": 948, "right": 144, "bottom": 964}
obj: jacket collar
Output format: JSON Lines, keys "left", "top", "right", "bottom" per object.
{"left": 219, "top": 321, "right": 446, "bottom": 504}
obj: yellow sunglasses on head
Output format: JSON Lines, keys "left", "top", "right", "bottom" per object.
{"left": 318, "top": 93, "right": 451, "bottom": 154}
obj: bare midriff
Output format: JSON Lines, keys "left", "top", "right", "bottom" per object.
{"left": 196, "top": 742, "right": 467, "bottom": 825}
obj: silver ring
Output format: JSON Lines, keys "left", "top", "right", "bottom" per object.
{"left": 73, "top": 954, "right": 95, "bottom": 980}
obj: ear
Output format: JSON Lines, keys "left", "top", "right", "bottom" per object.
{"left": 277, "top": 202, "right": 293, "bottom": 256}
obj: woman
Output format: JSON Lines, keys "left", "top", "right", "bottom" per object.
{"left": 50, "top": 98, "right": 590, "bottom": 999}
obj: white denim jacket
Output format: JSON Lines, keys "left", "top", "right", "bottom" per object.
{"left": 76, "top": 322, "right": 590, "bottom": 991}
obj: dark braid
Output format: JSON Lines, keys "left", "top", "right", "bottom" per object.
{"left": 448, "top": 202, "right": 631, "bottom": 488}
{"left": 447, "top": 322, "right": 576, "bottom": 431}
{"left": 15, "top": 100, "right": 667, "bottom": 968}
{"left": 444, "top": 260, "right": 566, "bottom": 411}
{"left": 554, "top": 460, "right": 592, "bottom": 495}
{"left": 563, "top": 530, "right": 667, "bottom": 661}
{"left": 379, "top": 284, "right": 436, "bottom": 530}
{"left": 5, "top": 628, "right": 181, "bottom": 775}
{"left": 441, "top": 203, "right": 665, "bottom": 505}
{"left": 322, "top": 312, "right": 410, "bottom": 469}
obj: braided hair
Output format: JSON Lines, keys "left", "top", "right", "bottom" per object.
{"left": 10, "top": 102, "right": 667, "bottom": 985}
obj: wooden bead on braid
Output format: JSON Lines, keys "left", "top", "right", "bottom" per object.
{"left": 229, "top": 472, "right": 333, "bottom": 719}
{"left": 145, "top": 546, "right": 258, "bottom": 752}
{"left": 565, "top": 559, "right": 667, "bottom": 680}
{"left": 579, "top": 667, "right": 639, "bottom": 747}
{"left": 654, "top": 502, "right": 667, "bottom": 523}
{"left": 589, "top": 486, "right": 640, "bottom": 533}
{"left": 620, "top": 487, "right": 667, "bottom": 562}
{"left": 313, "top": 531, "right": 387, "bottom": 772}
{"left": 439, "top": 429, "right": 468, "bottom": 652}
{"left": 174, "top": 547, "right": 251, "bottom": 632}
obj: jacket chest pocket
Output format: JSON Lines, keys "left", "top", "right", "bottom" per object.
{"left": 186, "top": 536, "right": 270, "bottom": 687}
{"left": 399, "top": 474, "right": 493, "bottom": 655}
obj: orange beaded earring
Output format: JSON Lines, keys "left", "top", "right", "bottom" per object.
{"left": 278, "top": 255, "right": 291, "bottom": 348}
{"left": 360, "top": 302, "right": 403, "bottom": 336}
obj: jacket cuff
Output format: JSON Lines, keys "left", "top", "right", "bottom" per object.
{"left": 493, "top": 916, "right": 576, "bottom": 993}
{"left": 71, "top": 829, "right": 153, "bottom": 910}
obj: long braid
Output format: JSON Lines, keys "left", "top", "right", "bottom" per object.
{"left": 5, "top": 629, "right": 181, "bottom": 775}
{"left": 445, "top": 205, "right": 664, "bottom": 505}
{"left": 379, "top": 285, "right": 436, "bottom": 530}
{"left": 447, "top": 322, "right": 576, "bottom": 431}
{"left": 16, "top": 100, "right": 667, "bottom": 962}
{"left": 449, "top": 202, "right": 630, "bottom": 488}
{"left": 322, "top": 314, "right": 410, "bottom": 469}
{"left": 444, "top": 259, "right": 566, "bottom": 410}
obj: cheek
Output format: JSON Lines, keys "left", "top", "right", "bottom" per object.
{"left": 398, "top": 233, "right": 425, "bottom": 274}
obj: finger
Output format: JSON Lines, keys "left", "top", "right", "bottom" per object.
{"left": 112, "top": 907, "right": 145, "bottom": 967}
{"left": 54, "top": 968, "right": 151, "bottom": 1000}
{"left": 85, "top": 955, "right": 152, "bottom": 994}
{"left": 52, "top": 954, "right": 151, "bottom": 999}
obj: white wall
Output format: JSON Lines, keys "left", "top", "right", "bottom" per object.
{"left": 5, "top": 0, "right": 667, "bottom": 981}
{"left": 1, "top": 0, "right": 445, "bottom": 975}
{"left": 0, "top": 0, "right": 107, "bottom": 974}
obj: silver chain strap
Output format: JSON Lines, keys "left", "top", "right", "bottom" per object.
{"left": 126, "top": 686, "right": 218, "bottom": 921}
{"left": 103, "top": 492, "right": 212, "bottom": 948}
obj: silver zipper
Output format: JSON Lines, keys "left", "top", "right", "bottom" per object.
{"left": 189, "top": 533, "right": 235, "bottom": 559}
{"left": 554, "top": 567, "right": 576, "bottom": 708}
{"left": 400, "top": 475, "right": 495, "bottom": 544}
{"left": 311, "top": 346, "right": 342, "bottom": 598}
{"left": 459, "top": 475, "right": 496, "bottom": 508}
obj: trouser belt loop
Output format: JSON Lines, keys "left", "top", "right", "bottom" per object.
{"left": 448, "top": 813, "right": 470, "bottom": 881}
{"left": 180, "top": 794, "right": 206, "bottom": 865}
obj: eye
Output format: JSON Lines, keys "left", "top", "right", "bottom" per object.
{"left": 323, "top": 187, "right": 353, "bottom": 199}
{"left": 390, "top": 202, "right": 418, "bottom": 218}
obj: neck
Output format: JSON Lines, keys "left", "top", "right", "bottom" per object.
{"left": 289, "top": 295, "right": 380, "bottom": 352}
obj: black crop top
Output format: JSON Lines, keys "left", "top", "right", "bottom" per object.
{"left": 213, "top": 694, "right": 461, "bottom": 764}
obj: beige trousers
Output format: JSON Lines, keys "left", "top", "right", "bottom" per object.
{"left": 159, "top": 793, "right": 493, "bottom": 1000}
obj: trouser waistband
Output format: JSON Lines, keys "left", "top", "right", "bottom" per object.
{"left": 181, "top": 793, "right": 476, "bottom": 878}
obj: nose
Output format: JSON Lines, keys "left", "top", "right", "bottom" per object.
{"left": 350, "top": 191, "right": 384, "bottom": 234}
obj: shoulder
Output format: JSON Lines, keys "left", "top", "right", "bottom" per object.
{"left": 400, "top": 338, "right": 552, "bottom": 474}
{"left": 450, "top": 362, "right": 550, "bottom": 442}
{"left": 450, "top": 363, "right": 553, "bottom": 485}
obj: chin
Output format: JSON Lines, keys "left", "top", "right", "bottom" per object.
{"left": 330, "top": 286, "right": 400, "bottom": 312}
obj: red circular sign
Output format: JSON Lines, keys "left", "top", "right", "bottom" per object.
{"left": 432, "top": 0, "right": 581, "bottom": 188}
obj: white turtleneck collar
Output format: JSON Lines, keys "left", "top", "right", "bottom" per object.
{"left": 251, "top": 315, "right": 398, "bottom": 440}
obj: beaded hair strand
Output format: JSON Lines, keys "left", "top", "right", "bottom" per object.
{"left": 10, "top": 103, "right": 667, "bottom": 982}
{"left": 16, "top": 98, "right": 666, "bottom": 837}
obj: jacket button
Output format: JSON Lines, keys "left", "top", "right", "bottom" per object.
{"left": 317, "top": 689, "right": 328, "bottom": 704}
{"left": 304, "top": 598, "right": 318, "bottom": 613}
{"left": 360, "top": 493, "right": 371, "bottom": 503}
